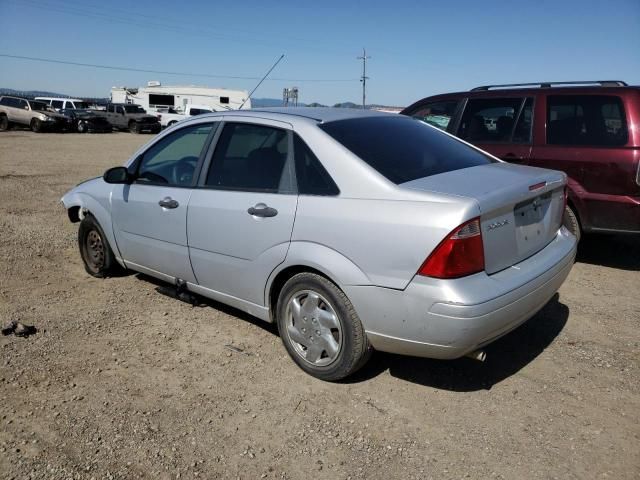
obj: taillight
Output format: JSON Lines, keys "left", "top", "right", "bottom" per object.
{"left": 418, "top": 218, "right": 485, "bottom": 279}
{"left": 563, "top": 186, "right": 568, "bottom": 210}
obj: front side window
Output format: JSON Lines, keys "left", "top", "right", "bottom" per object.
{"left": 512, "top": 98, "right": 534, "bottom": 143}
{"left": 52, "top": 100, "right": 64, "bottom": 109}
{"left": 205, "top": 123, "right": 291, "bottom": 193}
{"left": 107, "top": 105, "right": 114, "bottom": 113}
{"left": 116, "top": 106, "right": 124, "bottom": 114}
{"left": 124, "top": 105, "right": 146, "bottom": 114}
{"left": 319, "top": 116, "right": 494, "bottom": 185}
{"left": 458, "top": 97, "right": 525, "bottom": 143}
{"left": 136, "top": 123, "right": 214, "bottom": 187}
{"left": 406, "top": 100, "right": 459, "bottom": 131}
{"left": 547, "top": 95, "right": 628, "bottom": 146}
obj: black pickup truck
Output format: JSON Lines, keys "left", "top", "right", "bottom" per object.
{"left": 97, "top": 103, "right": 161, "bottom": 134}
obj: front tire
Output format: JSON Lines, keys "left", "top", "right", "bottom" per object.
{"left": 129, "top": 121, "right": 139, "bottom": 134}
{"left": 77, "top": 121, "right": 87, "bottom": 133}
{"left": 276, "top": 273, "right": 372, "bottom": 381}
{"left": 78, "top": 214, "right": 119, "bottom": 277}
{"left": 563, "top": 205, "right": 581, "bottom": 242}
{"left": 0, "top": 115, "right": 9, "bottom": 131}
{"left": 30, "top": 118, "right": 42, "bottom": 133}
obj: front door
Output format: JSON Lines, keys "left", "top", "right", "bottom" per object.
{"left": 187, "top": 120, "right": 298, "bottom": 306}
{"left": 456, "top": 96, "right": 534, "bottom": 164}
{"left": 111, "top": 122, "right": 216, "bottom": 282}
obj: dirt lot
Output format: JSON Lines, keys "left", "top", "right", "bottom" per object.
{"left": 0, "top": 130, "right": 638, "bottom": 480}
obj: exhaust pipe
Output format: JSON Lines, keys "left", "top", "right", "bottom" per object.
{"left": 465, "top": 349, "right": 486, "bottom": 362}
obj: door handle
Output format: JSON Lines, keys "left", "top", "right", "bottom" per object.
{"left": 247, "top": 203, "right": 278, "bottom": 218}
{"left": 158, "top": 197, "right": 179, "bottom": 209}
{"left": 503, "top": 153, "right": 524, "bottom": 162}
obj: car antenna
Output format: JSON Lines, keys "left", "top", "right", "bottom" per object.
{"left": 238, "top": 54, "right": 285, "bottom": 110}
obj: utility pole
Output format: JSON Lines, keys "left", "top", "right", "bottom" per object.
{"left": 357, "top": 48, "right": 370, "bottom": 109}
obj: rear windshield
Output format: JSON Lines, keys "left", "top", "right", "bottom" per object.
{"left": 319, "top": 116, "right": 494, "bottom": 184}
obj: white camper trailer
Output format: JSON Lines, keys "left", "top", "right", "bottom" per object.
{"left": 110, "top": 81, "right": 250, "bottom": 113}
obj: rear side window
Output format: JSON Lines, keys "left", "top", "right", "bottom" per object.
{"left": 319, "top": 116, "right": 494, "bottom": 185}
{"left": 547, "top": 95, "right": 628, "bottom": 146}
{"left": 458, "top": 97, "right": 525, "bottom": 143}
{"left": 406, "top": 100, "right": 459, "bottom": 131}
{"left": 0, "top": 97, "right": 8, "bottom": 106}
{"left": 293, "top": 134, "right": 339, "bottom": 196}
{"left": 52, "top": 100, "right": 64, "bottom": 109}
{"left": 205, "top": 123, "right": 292, "bottom": 193}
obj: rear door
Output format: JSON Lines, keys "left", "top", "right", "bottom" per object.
{"left": 187, "top": 118, "right": 298, "bottom": 306}
{"left": 456, "top": 96, "right": 534, "bottom": 164}
{"left": 111, "top": 122, "right": 216, "bottom": 281}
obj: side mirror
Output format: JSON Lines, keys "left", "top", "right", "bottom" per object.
{"left": 103, "top": 166, "right": 132, "bottom": 184}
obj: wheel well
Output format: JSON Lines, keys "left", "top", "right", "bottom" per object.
{"left": 268, "top": 265, "right": 331, "bottom": 321}
{"left": 566, "top": 198, "right": 582, "bottom": 227}
{"left": 67, "top": 206, "right": 82, "bottom": 223}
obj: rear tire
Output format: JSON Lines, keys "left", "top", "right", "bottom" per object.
{"left": 78, "top": 214, "right": 119, "bottom": 278}
{"left": 30, "top": 118, "right": 42, "bottom": 133}
{"left": 0, "top": 115, "right": 8, "bottom": 131}
{"left": 77, "top": 121, "right": 87, "bottom": 133}
{"left": 563, "top": 205, "right": 581, "bottom": 242}
{"left": 276, "top": 272, "right": 372, "bottom": 381}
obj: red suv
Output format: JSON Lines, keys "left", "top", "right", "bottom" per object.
{"left": 401, "top": 81, "right": 640, "bottom": 240}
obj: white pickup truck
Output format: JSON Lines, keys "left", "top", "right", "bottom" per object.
{"left": 156, "top": 104, "right": 214, "bottom": 128}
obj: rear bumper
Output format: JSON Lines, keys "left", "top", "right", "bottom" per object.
{"left": 345, "top": 227, "right": 577, "bottom": 359}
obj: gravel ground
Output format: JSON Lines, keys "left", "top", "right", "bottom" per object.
{"left": 0, "top": 130, "right": 638, "bottom": 480}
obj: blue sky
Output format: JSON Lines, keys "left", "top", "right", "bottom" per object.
{"left": 0, "top": 0, "right": 638, "bottom": 106}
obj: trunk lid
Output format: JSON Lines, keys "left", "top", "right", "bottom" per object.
{"left": 402, "top": 163, "right": 566, "bottom": 274}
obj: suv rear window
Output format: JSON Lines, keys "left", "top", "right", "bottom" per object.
{"left": 319, "top": 116, "right": 494, "bottom": 184}
{"left": 547, "top": 95, "right": 628, "bottom": 146}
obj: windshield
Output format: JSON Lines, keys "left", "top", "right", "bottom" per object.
{"left": 319, "top": 116, "right": 495, "bottom": 184}
{"left": 124, "top": 105, "right": 146, "bottom": 114}
{"left": 74, "top": 101, "right": 90, "bottom": 109}
{"left": 29, "top": 101, "right": 49, "bottom": 111}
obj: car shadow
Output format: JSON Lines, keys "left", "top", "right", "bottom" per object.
{"left": 345, "top": 294, "right": 569, "bottom": 391}
{"left": 134, "top": 273, "right": 279, "bottom": 336}
{"left": 133, "top": 274, "right": 568, "bottom": 391}
{"left": 576, "top": 234, "right": 640, "bottom": 271}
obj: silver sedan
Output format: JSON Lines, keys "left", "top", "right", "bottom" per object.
{"left": 62, "top": 108, "right": 577, "bottom": 380}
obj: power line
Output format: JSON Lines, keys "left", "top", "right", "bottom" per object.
{"left": 0, "top": 54, "right": 358, "bottom": 83}
{"left": 7, "top": 0, "right": 353, "bottom": 58}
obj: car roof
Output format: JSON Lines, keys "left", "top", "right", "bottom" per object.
{"left": 197, "top": 107, "right": 393, "bottom": 125}
{"left": 411, "top": 85, "right": 640, "bottom": 101}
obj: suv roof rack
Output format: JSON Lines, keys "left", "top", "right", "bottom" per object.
{"left": 471, "top": 81, "right": 628, "bottom": 91}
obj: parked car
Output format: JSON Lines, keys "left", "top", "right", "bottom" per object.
{"left": 60, "top": 109, "right": 112, "bottom": 133}
{"left": 35, "top": 97, "right": 91, "bottom": 111}
{"left": 61, "top": 108, "right": 577, "bottom": 380}
{"left": 157, "top": 104, "right": 214, "bottom": 128}
{"left": 0, "top": 96, "right": 73, "bottom": 132}
{"left": 401, "top": 81, "right": 640, "bottom": 240}
{"left": 93, "top": 103, "right": 161, "bottom": 134}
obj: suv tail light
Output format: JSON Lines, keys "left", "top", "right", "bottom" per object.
{"left": 418, "top": 218, "right": 484, "bottom": 279}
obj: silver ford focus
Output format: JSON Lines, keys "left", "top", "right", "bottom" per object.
{"left": 62, "top": 108, "right": 577, "bottom": 380}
